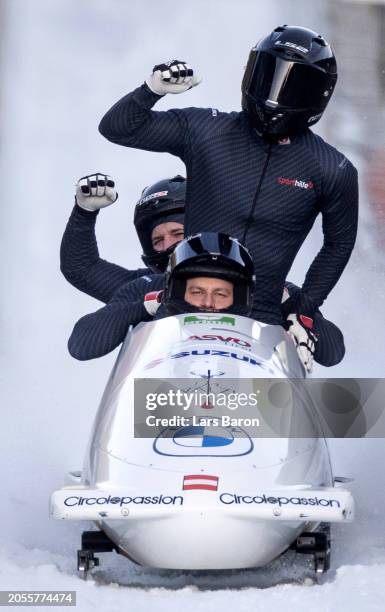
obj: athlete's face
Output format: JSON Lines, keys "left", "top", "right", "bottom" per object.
{"left": 184, "top": 277, "right": 234, "bottom": 311}
{"left": 151, "top": 222, "right": 184, "bottom": 252}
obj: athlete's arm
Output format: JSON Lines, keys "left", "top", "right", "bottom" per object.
{"left": 99, "top": 61, "right": 200, "bottom": 156}
{"left": 60, "top": 204, "right": 149, "bottom": 303}
{"left": 68, "top": 276, "right": 163, "bottom": 360}
{"left": 301, "top": 159, "right": 358, "bottom": 308}
{"left": 99, "top": 83, "right": 192, "bottom": 157}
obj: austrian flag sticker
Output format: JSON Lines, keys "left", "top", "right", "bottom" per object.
{"left": 183, "top": 474, "right": 219, "bottom": 491}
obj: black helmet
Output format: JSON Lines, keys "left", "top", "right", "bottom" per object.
{"left": 241, "top": 25, "right": 337, "bottom": 138}
{"left": 163, "top": 232, "right": 255, "bottom": 315}
{"left": 133, "top": 175, "right": 186, "bottom": 273}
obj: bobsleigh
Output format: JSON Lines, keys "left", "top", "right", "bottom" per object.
{"left": 51, "top": 313, "right": 354, "bottom": 577}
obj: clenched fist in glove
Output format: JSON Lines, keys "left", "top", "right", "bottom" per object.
{"left": 281, "top": 287, "right": 319, "bottom": 373}
{"left": 286, "top": 313, "right": 318, "bottom": 374}
{"left": 75, "top": 173, "right": 118, "bottom": 212}
{"left": 146, "top": 60, "right": 202, "bottom": 95}
{"left": 143, "top": 291, "right": 163, "bottom": 316}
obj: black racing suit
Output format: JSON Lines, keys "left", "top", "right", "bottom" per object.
{"left": 68, "top": 275, "right": 345, "bottom": 366}
{"left": 62, "top": 202, "right": 344, "bottom": 366}
{"left": 60, "top": 203, "right": 148, "bottom": 303}
{"left": 98, "top": 84, "right": 358, "bottom": 325}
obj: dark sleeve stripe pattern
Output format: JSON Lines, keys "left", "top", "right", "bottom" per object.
{"left": 60, "top": 204, "right": 149, "bottom": 303}
{"left": 99, "top": 84, "right": 188, "bottom": 158}
{"left": 312, "top": 312, "right": 345, "bottom": 366}
{"left": 68, "top": 275, "right": 165, "bottom": 360}
{"left": 301, "top": 134, "right": 359, "bottom": 307}
{"left": 98, "top": 86, "right": 358, "bottom": 325}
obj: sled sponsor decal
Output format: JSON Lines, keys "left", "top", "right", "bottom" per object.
{"left": 174, "top": 425, "right": 234, "bottom": 447}
{"left": 153, "top": 425, "right": 254, "bottom": 457}
{"left": 183, "top": 314, "right": 235, "bottom": 326}
{"left": 63, "top": 494, "right": 183, "bottom": 507}
{"left": 277, "top": 177, "right": 314, "bottom": 190}
{"left": 219, "top": 493, "right": 341, "bottom": 508}
{"left": 186, "top": 334, "right": 251, "bottom": 348}
{"left": 183, "top": 474, "right": 219, "bottom": 491}
{"left": 144, "top": 349, "right": 263, "bottom": 370}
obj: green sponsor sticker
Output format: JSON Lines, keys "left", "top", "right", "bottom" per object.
{"left": 183, "top": 315, "right": 235, "bottom": 326}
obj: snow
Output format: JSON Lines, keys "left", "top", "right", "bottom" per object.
{"left": 1, "top": 0, "right": 385, "bottom": 609}
{"left": 1, "top": 542, "right": 385, "bottom": 611}
{"left": 2, "top": 442, "right": 385, "bottom": 610}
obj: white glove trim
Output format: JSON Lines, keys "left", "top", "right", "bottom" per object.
{"left": 286, "top": 313, "right": 317, "bottom": 374}
{"left": 75, "top": 173, "right": 118, "bottom": 212}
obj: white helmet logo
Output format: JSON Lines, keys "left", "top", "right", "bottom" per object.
{"left": 274, "top": 40, "right": 309, "bottom": 54}
{"left": 139, "top": 190, "right": 168, "bottom": 205}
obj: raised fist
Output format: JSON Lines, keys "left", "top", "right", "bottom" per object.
{"left": 75, "top": 173, "right": 118, "bottom": 212}
{"left": 146, "top": 60, "right": 202, "bottom": 95}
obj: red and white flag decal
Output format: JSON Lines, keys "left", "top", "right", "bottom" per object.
{"left": 183, "top": 474, "right": 219, "bottom": 491}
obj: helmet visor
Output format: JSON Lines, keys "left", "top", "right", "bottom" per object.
{"left": 247, "top": 51, "right": 332, "bottom": 109}
{"left": 170, "top": 233, "right": 253, "bottom": 273}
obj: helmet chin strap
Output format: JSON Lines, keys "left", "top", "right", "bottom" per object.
{"left": 262, "top": 131, "right": 289, "bottom": 143}
{"left": 195, "top": 306, "right": 223, "bottom": 313}
{"left": 141, "top": 239, "right": 184, "bottom": 274}
{"left": 163, "top": 297, "right": 252, "bottom": 318}
{"left": 260, "top": 109, "right": 292, "bottom": 140}
{"left": 249, "top": 109, "right": 290, "bottom": 142}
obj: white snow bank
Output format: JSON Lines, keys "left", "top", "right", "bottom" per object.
{"left": 1, "top": 542, "right": 385, "bottom": 612}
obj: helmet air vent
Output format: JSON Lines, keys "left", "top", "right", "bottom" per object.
{"left": 313, "top": 35, "right": 327, "bottom": 47}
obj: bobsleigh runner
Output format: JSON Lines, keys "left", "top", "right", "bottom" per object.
{"left": 50, "top": 314, "right": 354, "bottom": 579}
